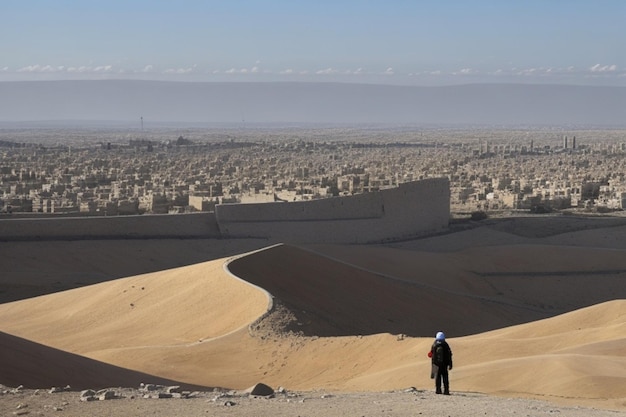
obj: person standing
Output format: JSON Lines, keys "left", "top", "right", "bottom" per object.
{"left": 428, "top": 331, "right": 453, "bottom": 395}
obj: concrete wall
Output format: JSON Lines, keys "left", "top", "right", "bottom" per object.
{"left": 216, "top": 178, "right": 450, "bottom": 243}
{"left": 217, "top": 190, "right": 384, "bottom": 223}
{"left": 0, "top": 178, "right": 449, "bottom": 243}
{"left": 0, "top": 212, "right": 221, "bottom": 241}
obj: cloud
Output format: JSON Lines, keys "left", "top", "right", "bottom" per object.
{"left": 223, "top": 66, "right": 262, "bottom": 74}
{"left": 517, "top": 67, "right": 537, "bottom": 75}
{"left": 590, "top": 64, "right": 617, "bottom": 72}
{"left": 316, "top": 67, "right": 338, "bottom": 75}
{"left": 451, "top": 68, "right": 474, "bottom": 75}
{"left": 7, "top": 62, "right": 623, "bottom": 84}
{"left": 66, "top": 65, "right": 114, "bottom": 73}
{"left": 314, "top": 67, "right": 374, "bottom": 76}
{"left": 17, "top": 64, "right": 64, "bottom": 73}
{"left": 164, "top": 66, "right": 195, "bottom": 74}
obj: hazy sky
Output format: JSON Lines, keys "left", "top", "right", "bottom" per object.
{"left": 1, "top": 0, "right": 624, "bottom": 86}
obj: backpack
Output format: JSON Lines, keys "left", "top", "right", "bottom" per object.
{"left": 434, "top": 343, "right": 445, "bottom": 366}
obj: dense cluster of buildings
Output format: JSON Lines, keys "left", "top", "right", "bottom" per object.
{"left": 1, "top": 127, "right": 626, "bottom": 217}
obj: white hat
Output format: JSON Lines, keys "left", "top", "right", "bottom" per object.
{"left": 436, "top": 331, "right": 445, "bottom": 341}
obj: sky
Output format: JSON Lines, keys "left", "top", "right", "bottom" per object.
{"left": 1, "top": 0, "right": 625, "bottom": 86}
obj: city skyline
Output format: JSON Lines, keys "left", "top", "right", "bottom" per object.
{"left": 1, "top": 0, "right": 624, "bottom": 86}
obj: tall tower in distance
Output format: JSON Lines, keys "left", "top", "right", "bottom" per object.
{"left": 563, "top": 135, "right": 568, "bottom": 149}
{"left": 572, "top": 136, "right": 576, "bottom": 149}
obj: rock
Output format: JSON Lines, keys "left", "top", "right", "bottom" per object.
{"left": 97, "top": 390, "right": 118, "bottom": 400}
{"left": 80, "top": 389, "right": 96, "bottom": 398}
{"left": 80, "top": 391, "right": 97, "bottom": 402}
{"left": 224, "top": 400, "right": 236, "bottom": 406}
{"left": 245, "top": 382, "right": 274, "bottom": 397}
{"left": 166, "top": 386, "right": 181, "bottom": 394}
{"left": 44, "top": 405, "right": 64, "bottom": 412}
{"left": 139, "top": 383, "right": 161, "bottom": 392}
{"left": 157, "top": 393, "right": 172, "bottom": 399}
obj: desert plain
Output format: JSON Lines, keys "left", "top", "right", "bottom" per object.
{"left": 0, "top": 215, "right": 625, "bottom": 416}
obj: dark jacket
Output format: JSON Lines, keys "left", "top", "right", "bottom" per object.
{"left": 430, "top": 340, "right": 453, "bottom": 368}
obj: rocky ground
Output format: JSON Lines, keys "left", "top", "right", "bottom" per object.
{"left": 1, "top": 384, "right": 624, "bottom": 417}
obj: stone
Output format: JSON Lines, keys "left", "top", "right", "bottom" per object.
{"left": 245, "top": 382, "right": 274, "bottom": 397}
{"left": 139, "top": 383, "right": 161, "bottom": 392}
{"left": 80, "top": 389, "right": 96, "bottom": 398}
{"left": 97, "top": 390, "right": 117, "bottom": 400}
{"left": 166, "top": 386, "right": 181, "bottom": 394}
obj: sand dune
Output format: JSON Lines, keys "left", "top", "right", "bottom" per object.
{"left": 0, "top": 238, "right": 270, "bottom": 303}
{"left": 0, "top": 259, "right": 268, "bottom": 354}
{"left": 229, "top": 243, "right": 626, "bottom": 336}
{"left": 0, "top": 331, "right": 206, "bottom": 391}
{"left": 1, "top": 219, "right": 626, "bottom": 411}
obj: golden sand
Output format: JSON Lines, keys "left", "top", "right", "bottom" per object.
{"left": 1, "top": 220, "right": 625, "bottom": 411}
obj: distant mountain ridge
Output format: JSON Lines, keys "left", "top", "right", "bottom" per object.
{"left": 1, "top": 80, "right": 624, "bottom": 126}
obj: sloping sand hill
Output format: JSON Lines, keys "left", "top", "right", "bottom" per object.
{"left": 0, "top": 217, "right": 625, "bottom": 411}
{"left": 0, "top": 331, "right": 207, "bottom": 390}
{"left": 0, "top": 238, "right": 269, "bottom": 303}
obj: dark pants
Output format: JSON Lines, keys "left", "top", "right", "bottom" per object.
{"left": 435, "top": 366, "right": 449, "bottom": 394}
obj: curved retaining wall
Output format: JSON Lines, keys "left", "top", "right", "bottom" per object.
{"left": 0, "top": 178, "right": 449, "bottom": 243}
{"left": 216, "top": 178, "right": 450, "bottom": 243}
